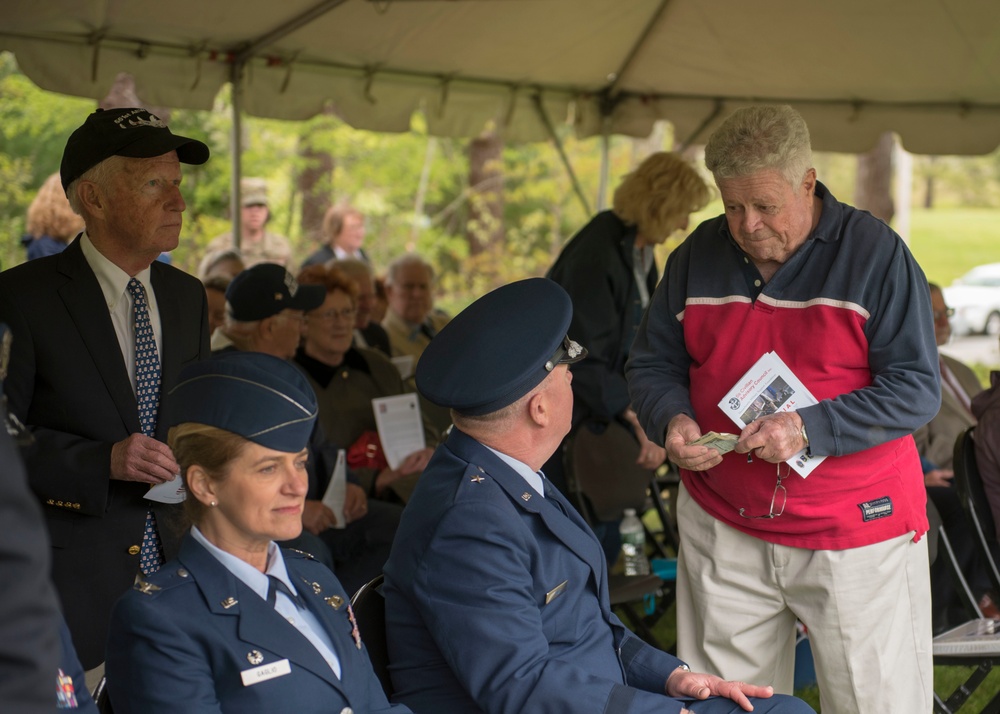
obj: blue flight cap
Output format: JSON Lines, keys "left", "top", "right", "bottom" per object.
{"left": 416, "top": 278, "right": 587, "bottom": 416}
{"left": 164, "top": 352, "right": 317, "bottom": 452}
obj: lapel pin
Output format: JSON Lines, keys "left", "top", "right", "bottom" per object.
{"left": 134, "top": 580, "right": 161, "bottom": 595}
{"left": 521, "top": 492, "right": 532, "bottom": 502}
{"left": 221, "top": 597, "right": 238, "bottom": 609}
{"left": 325, "top": 595, "right": 344, "bottom": 610}
{"left": 247, "top": 650, "right": 263, "bottom": 665}
{"left": 311, "top": 581, "right": 322, "bottom": 595}
{"left": 470, "top": 474, "right": 484, "bottom": 484}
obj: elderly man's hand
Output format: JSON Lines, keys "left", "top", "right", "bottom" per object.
{"left": 925, "top": 468, "right": 954, "bottom": 488}
{"left": 667, "top": 666, "right": 774, "bottom": 712}
{"left": 735, "top": 412, "right": 807, "bottom": 463}
{"left": 110, "top": 433, "right": 179, "bottom": 484}
{"left": 343, "top": 483, "right": 368, "bottom": 523}
{"left": 665, "top": 414, "right": 723, "bottom": 472}
{"left": 302, "top": 500, "right": 338, "bottom": 535}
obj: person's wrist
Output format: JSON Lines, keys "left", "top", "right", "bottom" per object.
{"left": 665, "top": 663, "right": 690, "bottom": 696}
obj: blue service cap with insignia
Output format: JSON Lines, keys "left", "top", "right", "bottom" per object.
{"left": 416, "top": 278, "right": 587, "bottom": 416}
{"left": 164, "top": 352, "right": 317, "bottom": 452}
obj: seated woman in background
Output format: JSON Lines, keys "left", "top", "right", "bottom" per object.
{"left": 295, "top": 264, "right": 436, "bottom": 504}
{"left": 105, "top": 353, "right": 409, "bottom": 714}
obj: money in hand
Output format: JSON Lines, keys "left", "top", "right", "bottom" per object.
{"left": 688, "top": 431, "right": 739, "bottom": 454}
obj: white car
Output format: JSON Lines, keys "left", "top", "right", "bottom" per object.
{"left": 944, "top": 262, "right": 1000, "bottom": 336}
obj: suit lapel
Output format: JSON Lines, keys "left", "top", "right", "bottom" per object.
{"left": 179, "top": 536, "right": 345, "bottom": 692}
{"left": 56, "top": 240, "right": 138, "bottom": 434}
{"left": 445, "top": 430, "right": 608, "bottom": 603}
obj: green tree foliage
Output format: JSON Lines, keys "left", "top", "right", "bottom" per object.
{"left": 4, "top": 50, "right": 1000, "bottom": 315}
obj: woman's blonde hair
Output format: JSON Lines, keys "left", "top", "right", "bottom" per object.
{"left": 26, "top": 173, "right": 85, "bottom": 241}
{"left": 168, "top": 423, "right": 249, "bottom": 525}
{"left": 612, "top": 152, "right": 710, "bottom": 240}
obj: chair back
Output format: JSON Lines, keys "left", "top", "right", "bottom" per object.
{"left": 564, "top": 419, "right": 651, "bottom": 523}
{"left": 350, "top": 573, "right": 393, "bottom": 698}
{"left": 952, "top": 426, "right": 1000, "bottom": 595}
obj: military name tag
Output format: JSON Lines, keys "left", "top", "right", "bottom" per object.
{"left": 240, "top": 658, "right": 291, "bottom": 687}
{"left": 545, "top": 580, "right": 569, "bottom": 604}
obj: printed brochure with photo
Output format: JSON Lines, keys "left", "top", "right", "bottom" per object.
{"left": 717, "top": 351, "right": 825, "bottom": 477}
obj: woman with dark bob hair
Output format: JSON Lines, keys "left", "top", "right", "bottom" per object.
{"left": 105, "top": 352, "right": 409, "bottom": 714}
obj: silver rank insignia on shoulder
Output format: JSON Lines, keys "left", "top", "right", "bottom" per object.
{"left": 221, "top": 597, "right": 238, "bottom": 609}
{"left": 135, "top": 580, "right": 161, "bottom": 595}
{"left": 287, "top": 548, "right": 316, "bottom": 560}
{"left": 521, "top": 492, "right": 532, "bottom": 502}
{"left": 247, "top": 650, "right": 264, "bottom": 665}
{"left": 325, "top": 595, "right": 344, "bottom": 610}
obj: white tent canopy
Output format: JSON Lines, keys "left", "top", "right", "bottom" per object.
{"left": 4, "top": 0, "right": 1000, "bottom": 155}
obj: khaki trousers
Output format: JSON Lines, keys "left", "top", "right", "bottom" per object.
{"left": 676, "top": 483, "right": 933, "bottom": 714}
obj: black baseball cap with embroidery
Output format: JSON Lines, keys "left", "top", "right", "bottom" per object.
{"left": 225, "top": 263, "right": 326, "bottom": 322}
{"left": 60, "top": 107, "right": 210, "bottom": 191}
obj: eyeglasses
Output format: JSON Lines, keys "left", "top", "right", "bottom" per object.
{"left": 276, "top": 312, "right": 307, "bottom": 324}
{"left": 933, "top": 308, "right": 955, "bottom": 321}
{"left": 313, "top": 307, "right": 358, "bottom": 323}
{"left": 739, "top": 464, "right": 788, "bottom": 519}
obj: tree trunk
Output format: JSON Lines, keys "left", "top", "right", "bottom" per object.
{"left": 100, "top": 72, "right": 169, "bottom": 121}
{"left": 466, "top": 125, "right": 504, "bottom": 256}
{"left": 924, "top": 156, "right": 937, "bottom": 209}
{"left": 297, "top": 124, "right": 335, "bottom": 247}
{"left": 854, "top": 131, "right": 895, "bottom": 224}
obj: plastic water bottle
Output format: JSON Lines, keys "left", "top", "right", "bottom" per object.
{"left": 620, "top": 508, "right": 650, "bottom": 576}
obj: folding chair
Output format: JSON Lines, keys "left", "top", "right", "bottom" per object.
{"left": 562, "top": 425, "right": 675, "bottom": 649}
{"left": 350, "top": 574, "right": 393, "bottom": 699}
{"left": 931, "top": 428, "right": 1000, "bottom": 714}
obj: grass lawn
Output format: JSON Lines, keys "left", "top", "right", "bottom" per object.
{"left": 908, "top": 207, "right": 1000, "bottom": 286}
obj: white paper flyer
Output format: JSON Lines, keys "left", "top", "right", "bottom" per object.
{"left": 321, "top": 448, "right": 348, "bottom": 529}
{"left": 145, "top": 475, "right": 186, "bottom": 504}
{"left": 717, "top": 351, "right": 825, "bottom": 477}
{"left": 372, "top": 393, "right": 426, "bottom": 470}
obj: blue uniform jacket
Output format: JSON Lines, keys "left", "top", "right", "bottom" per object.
{"left": 383, "top": 428, "right": 689, "bottom": 714}
{"left": 106, "top": 533, "right": 409, "bottom": 714}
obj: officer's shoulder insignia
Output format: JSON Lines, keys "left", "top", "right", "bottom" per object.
{"left": 283, "top": 548, "right": 316, "bottom": 561}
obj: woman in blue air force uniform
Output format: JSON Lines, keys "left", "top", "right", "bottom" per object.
{"left": 105, "top": 352, "right": 409, "bottom": 714}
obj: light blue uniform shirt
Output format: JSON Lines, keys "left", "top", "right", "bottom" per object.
{"left": 190, "top": 526, "right": 343, "bottom": 678}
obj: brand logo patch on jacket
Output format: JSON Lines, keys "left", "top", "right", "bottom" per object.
{"left": 858, "top": 496, "right": 893, "bottom": 522}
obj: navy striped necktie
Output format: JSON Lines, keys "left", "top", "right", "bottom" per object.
{"left": 128, "top": 278, "right": 164, "bottom": 575}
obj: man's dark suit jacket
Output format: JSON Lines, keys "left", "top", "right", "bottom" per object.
{"left": 0, "top": 238, "right": 210, "bottom": 667}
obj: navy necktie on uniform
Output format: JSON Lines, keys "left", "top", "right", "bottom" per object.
{"left": 127, "top": 278, "right": 164, "bottom": 576}
{"left": 267, "top": 575, "right": 302, "bottom": 608}
{"left": 542, "top": 477, "right": 569, "bottom": 517}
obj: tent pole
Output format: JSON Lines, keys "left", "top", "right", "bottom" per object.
{"left": 597, "top": 118, "right": 610, "bottom": 211}
{"left": 532, "top": 95, "right": 590, "bottom": 216}
{"left": 230, "top": 59, "right": 244, "bottom": 249}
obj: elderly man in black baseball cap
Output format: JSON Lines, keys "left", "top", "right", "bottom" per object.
{"left": 211, "top": 263, "right": 326, "bottom": 360}
{"left": 382, "top": 278, "right": 810, "bottom": 714}
{"left": 0, "top": 107, "right": 212, "bottom": 668}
